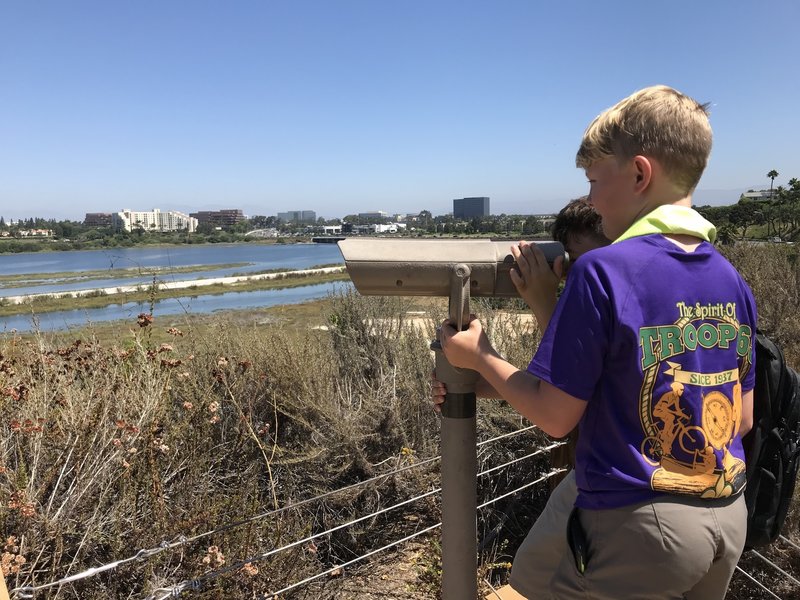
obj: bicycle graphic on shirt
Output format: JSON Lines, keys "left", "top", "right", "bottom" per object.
{"left": 640, "top": 382, "right": 715, "bottom": 472}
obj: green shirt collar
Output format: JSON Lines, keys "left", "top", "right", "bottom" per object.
{"left": 614, "top": 204, "right": 717, "bottom": 244}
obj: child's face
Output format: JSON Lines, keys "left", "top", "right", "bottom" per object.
{"left": 585, "top": 157, "right": 638, "bottom": 240}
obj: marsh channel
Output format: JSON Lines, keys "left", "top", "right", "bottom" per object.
{"left": 0, "top": 242, "right": 351, "bottom": 333}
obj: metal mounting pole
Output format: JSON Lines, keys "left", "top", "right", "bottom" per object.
{"left": 431, "top": 263, "right": 479, "bottom": 600}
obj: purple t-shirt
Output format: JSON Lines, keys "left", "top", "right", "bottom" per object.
{"left": 528, "top": 234, "right": 757, "bottom": 510}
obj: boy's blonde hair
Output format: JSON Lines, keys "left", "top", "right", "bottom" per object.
{"left": 576, "top": 85, "right": 712, "bottom": 194}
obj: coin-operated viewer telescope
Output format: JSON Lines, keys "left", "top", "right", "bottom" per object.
{"left": 338, "top": 238, "right": 565, "bottom": 600}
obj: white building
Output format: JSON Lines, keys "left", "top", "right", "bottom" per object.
{"left": 358, "top": 211, "right": 388, "bottom": 220}
{"left": 374, "top": 223, "right": 407, "bottom": 233}
{"left": 532, "top": 213, "right": 557, "bottom": 228}
{"left": 742, "top": 190, "right": 774, "bottom": 201}
{"left": 113, "top": 209, "right": 198, "bottom": 233}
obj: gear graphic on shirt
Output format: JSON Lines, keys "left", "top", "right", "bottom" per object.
{"left": 702, "top": 391, "right": 734, "bottom": 450}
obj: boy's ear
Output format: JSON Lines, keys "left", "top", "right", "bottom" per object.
{"left": 632, "top": 155, "right": 652, "bottom": 194}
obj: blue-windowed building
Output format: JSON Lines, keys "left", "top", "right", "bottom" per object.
{"left": 453, "top": 197, "right": 490, "bottom": 219}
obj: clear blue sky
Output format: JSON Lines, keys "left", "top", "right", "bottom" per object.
{"left": 1, "top": 1, "right": 798, "bottom": 221}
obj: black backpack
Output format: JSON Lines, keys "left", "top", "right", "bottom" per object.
{"left": 742, "top": 330, "right": 800, "bottom": 549}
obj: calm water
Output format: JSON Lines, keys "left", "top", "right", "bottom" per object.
{"left": 0, "top": 243, "right": 348, "bottom": 333}
{"left": 0, "top": 243, "right": 344, "bottom": 297}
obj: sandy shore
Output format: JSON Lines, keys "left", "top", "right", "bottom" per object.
{"left": 3, "top": 266, "right": 347, "bottom": 305}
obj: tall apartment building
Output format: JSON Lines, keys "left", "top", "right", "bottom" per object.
{"left": 453, "top": 197, "right": 490, "bottom": 219}
{"left": 277, "top": 210, "right": 316, "bottom": 223}
{"left": 190, "top": 209, "right": 245, "bottom": 227}
{"left": 112, "top": 209, "right": 198, "bottom": 233}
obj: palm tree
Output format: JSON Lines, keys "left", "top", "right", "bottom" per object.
{"left": 767, "top": 170, "right": 779, "bottom": 197}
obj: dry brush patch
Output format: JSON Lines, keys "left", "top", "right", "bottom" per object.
{"left": 722, "top": 243, "right": 800, "bottom": 364}
{"left": 722, "top": 243, "right": 800, "bottom": 599}
{"left": 0, "top": 292, "right": 533, "bottom": 598}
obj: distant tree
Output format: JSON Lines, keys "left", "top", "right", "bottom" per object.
{"left": 196, "top": 222, "right": 217, "bottom": 235}
{"left": 781, "top": 178, "right": 800, "bottom": 229}
{"left": 716, "top": 223, "right": 737, "bottom": 245}
{"left": 762, "top": 203, "right": 784, "bottom": 238}
{"left": 729, "top": 201, "right": 761, "bottom": 239}
{"left": 767, "top": 169, "right": 779, "bottom": 197}
{"left": 522, "top": 216, "right": 544, "bottom": 235}
{"left": 249, "top": 215, "right": 270, "bottom": 229}
{"left": 696, "top": 205, "right": 731, "bottom": 227}
{"left": 0, "top": 216, "right": 5, "bottom": 229}
{"left": 417, "top": 210, "right": 432, "bottom": 228}
{"left": 342, "top": 214, "right": 379, "bottom": 226}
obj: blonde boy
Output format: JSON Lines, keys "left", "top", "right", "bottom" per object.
{"left": 440, "top": 86, "right": 757, "bottom": 599}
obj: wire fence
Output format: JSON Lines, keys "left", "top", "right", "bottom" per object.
{"left": 8, "top": 425, "right": 545, "bottom": 598}
{"left": 7, "top": 424, "right": 799, "bottom": 600}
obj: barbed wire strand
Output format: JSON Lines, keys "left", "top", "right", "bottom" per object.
{"left": 146, "top": 488, "right": 441, "bottom": 599}
{"left": 780, "top": 534, "right": 800, "bottom": 552}
{"left": 146, "top": 451, "right": 561, "bottom": 599}
{"left": 478, "top": 425, "right": 538, "bottom": 446}
{"left": 258, "top": 469, "right": 564, "bottom": 600}
{"left": 750, "top": 549, "right": 800, "bottom": 587}
{"left": 480, "top": 442, "right": 563, "bottom": 477}
{"left": 734, "top": 566, "right": 782, "bottom": 600}
{"left": 11, "top": 424, "right": 544, "bottom": 598}
{"left": 259, "top": 523, "right": 443, "bottom": 600}
{"left": 479, "top": 469, "right": 566, "bottom": 510}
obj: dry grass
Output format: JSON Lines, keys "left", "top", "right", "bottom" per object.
{"left": 721, "top": 243, "right": 800, "bottom": 364}
{"left": 0, "top": 289, "right": 541, "bottom": 598}
{"left": 0, "top": 243, "right": 798, "bottom": 599}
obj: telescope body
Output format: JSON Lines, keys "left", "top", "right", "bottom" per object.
{"left": 337, "top": 238, "right": 565, "bottom": 297}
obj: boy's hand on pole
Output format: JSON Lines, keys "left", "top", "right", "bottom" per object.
{"left": 439, "top": 316, "right": 496, "bottom": 371}
{"left": 430, "top": 370, "right": 447, "bottom": 413}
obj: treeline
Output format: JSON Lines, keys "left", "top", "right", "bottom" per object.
{"left": 0, "top": 214, "right": 551, "bottom": 255}
{"left": 3, "top": 176, "right": 798, "bottom": 256}
{"left": 0, "top": 227, "right": 265, "bottom": 254}
{"left": 340, "top": 210, "right": 550, "bottom": 236}
{"left": 697, "top": 176, "right": 800, "bottom": 243}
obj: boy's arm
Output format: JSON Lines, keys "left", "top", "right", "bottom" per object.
{"left": 740, "top": 388, "right": 754, "bottom": 436}
{"left": 475, "top": 377, "right": 502, "bottom": 398}
{"left": 510, "top": 241, "right": 564, "bottom": 330}
{"left": 440, "top": 318, "right": 586, "bottom": 438}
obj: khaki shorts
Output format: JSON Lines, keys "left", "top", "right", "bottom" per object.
{"left": 509, "top": 471, "right": 576, "bottom": 597}
{"left": 510, "top": 480, "right": 746, "bottom": 600}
